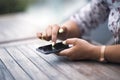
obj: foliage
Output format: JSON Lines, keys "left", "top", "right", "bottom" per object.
{"left": 0, "top": 0, "right": 34, "bottom": 14}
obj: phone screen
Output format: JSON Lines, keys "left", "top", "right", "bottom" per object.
{"left": 36, "top": 42, "right": 69, "bottom": 54}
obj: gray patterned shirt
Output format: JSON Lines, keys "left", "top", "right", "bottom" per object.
{"left": 71, "top": 0, "right": 120, "bottom": 44}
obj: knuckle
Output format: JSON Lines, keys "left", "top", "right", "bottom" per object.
{"left": 74, "top": 38, "right": 79, "bottom": 44}
{"left": 52, "top": 24, "right": 60, "bottom": 29}
{"left": 52, "top": 31, "right": 57, "bottom": 36}
{"left": 53, "top": 24, "right": 58, "bottom": 27}
{"left": 47, "top": 25, "right": 51, "bottom": 29}
{"left": 74, "top": 38, "right": 78, "bottom": 41}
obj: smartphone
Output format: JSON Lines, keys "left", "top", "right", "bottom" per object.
{"left": 36, "top": 42, "right": 70, "bottom": 54}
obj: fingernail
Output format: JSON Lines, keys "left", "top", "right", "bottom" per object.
{"left": 59, "top": 28, "right": 64, "bottom": 33}
{"left": 62, "top": 41, "right": 66, "bottom": 45}
{"left": 52, "top": 42, "right": 55, "bottom": 46}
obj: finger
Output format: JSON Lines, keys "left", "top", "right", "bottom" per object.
{"left": 37, "top": 32, "right": 42, "bottom": 39}
{"left": 63, "top": 38, "right": 77, "bottom": 45}
{"left": 46, "top": 25, "right": 52, "bottom": 41}
{"left": 58, "top": 48, "right": 72, "bottom": 57}
{"left": 46, "top": 25, "right": 52, "bottom": 38}
{"left": 52, "top": 24, "right": 60, "bottom": 43}
{"left": 42, "top": 31, "right": 47, "bottom": 40}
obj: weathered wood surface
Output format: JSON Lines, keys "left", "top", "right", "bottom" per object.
{"left": 0, "top": 14, "right": 120, "bottom": 80}
{"left": 0, "top": 14, "right": 42, "bottom": 43}
{"left": 0, "top": 41, "right": 120, "bottom": 80}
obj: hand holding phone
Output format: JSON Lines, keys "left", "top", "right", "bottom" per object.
{"left": 36, "top": 42, "right": 70, "bottom": 54}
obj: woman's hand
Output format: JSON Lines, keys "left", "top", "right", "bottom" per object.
{"left": 58, "top": 38, "right": 101, "bottom": 60}
{"left": 37, "top": 24, "right": 68, "bottom": 44}
{"left": 37, "top": 20, "right": 81, "bottom": 45}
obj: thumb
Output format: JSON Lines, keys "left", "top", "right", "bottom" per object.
{"left": 58, "top": 48, "right": 72, "bottom": 56}
{"left": 63, "top": 38, "right": 77, "bottom": 45}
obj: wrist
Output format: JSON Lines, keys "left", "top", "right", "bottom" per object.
{"left": 90, "top": 46, "right": 101, "bottom": 61}
{"left": 62, "top": 20, "right": 81, "bottom": 38}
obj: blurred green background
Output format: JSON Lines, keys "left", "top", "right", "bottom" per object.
{"left": 0, "top": 0, "right": 35, "bottom": 14}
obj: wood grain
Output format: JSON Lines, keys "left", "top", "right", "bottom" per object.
{"left": 0, "top": 59, "right": 15, "bottom": 80}
{"left": 0, "top": 13, "right": 120, "bottom": 80}
{"left": 0, "top": 48, "right": 32, "bottom": 80}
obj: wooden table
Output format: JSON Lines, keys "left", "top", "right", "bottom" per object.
{"left": 0, "top": 14, "right": 120, "bottom": 80}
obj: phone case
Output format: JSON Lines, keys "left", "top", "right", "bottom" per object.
{"left": 36, "top": 42, "right": 69, "bottom": 54}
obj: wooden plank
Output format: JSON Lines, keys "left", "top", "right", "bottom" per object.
{"left": 0, "top": 19, "right": 36, "bottom": 42}
{"left": 47, "top": 53, "right": 120, "bottom": 80}
{"left": 63, "top": 61, "right": 120, "bottom": 80}
{"left": 27, "top": 43, "right": 89, "bottom": 80}
{"left": 17, "top": 45, "right": 69, "bottom": 80}
{"left": 0, "top": 17, "right": 41, "bottom": 43}
{"left": 0, "top": 48, "right": 32, "bottom": 80}
{"left": 0, "top": 39, "right": 39, "bottom": 47}
{"left": 91, "top": 63, "right": 120, "bottom": 80}
{"left": 28, "top": 42, "right": 120, "bottom": 80}
{"left": 6, "top": 47, "right": 49, "bottom": 80}
{"left": 108, "top": 64, "right": 120, "bottom": 73}
{"left": 0, "top": 59, "right": 15, "bottom": 80}
{"left": 0, "top": 33, "right": 5, "bottom": 41}
{"left": 46, "top": 57, "right": 103, "bottom": 80}
{"left": 0, "top": 28, "right": 16, "bottom": 42}
{"left": 41, "top": 48, "right": 120, "bottom": 80}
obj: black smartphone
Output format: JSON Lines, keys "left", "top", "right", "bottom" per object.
{"left": 36, "top": 42, "right": 70, "bottom": 54}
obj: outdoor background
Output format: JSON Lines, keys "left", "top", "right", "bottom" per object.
{"left": 0, "top": 0, "right": 113, "bottom": 45}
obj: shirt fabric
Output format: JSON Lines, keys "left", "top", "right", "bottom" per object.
{"left": 71, "top": 0, "right": 120, "bottom": 44}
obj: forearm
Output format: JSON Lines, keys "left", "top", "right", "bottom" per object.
{"left": 105, "top": 45, "right": 120, "bottom": 63}
{"left": 92, "top": 45, "right": 120, "bottom": 63}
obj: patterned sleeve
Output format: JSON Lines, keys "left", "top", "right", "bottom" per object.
{"left": 70, "top": 0, "right": 110, "bottom": 35}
